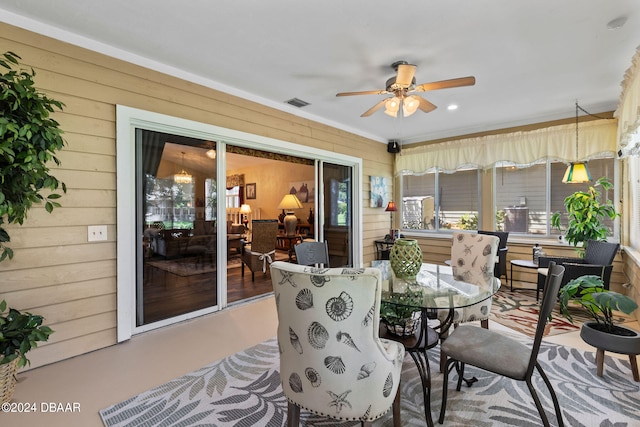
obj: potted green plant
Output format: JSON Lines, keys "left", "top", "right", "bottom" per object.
{"left": 1, "top": 51, "right": 62, "bottom": 402}
{"left": 0, "top": 51, "right": 66, "bottom": 261}
{"left": 0, "top": 300, "right": 54, "bottom": 403}
{"left": 380, "top": 287, "right": 424, "bottom": 336}
{"left": 559, "top": 275, "right": 640, "bottom": 358}
{"left": 551, "top": 176, "right": 619, "bottom": 249}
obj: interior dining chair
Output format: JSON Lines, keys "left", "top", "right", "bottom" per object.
{"left": 478, "top": 230, "right": 509, "bottom": 282}
{"left": 437, "top": 232, "right": 500, "bottom": 372}
{"left": 438, "top": 262, "right": 566, "bottom": 427}
{"left": 294, "top": 240, "right": 330, "bottom": 267}
{"left": 241, "top": 219, "right": 278, "bottom": 281}
{"left": 270, "top": 261, "right": 404, "bottom": 427}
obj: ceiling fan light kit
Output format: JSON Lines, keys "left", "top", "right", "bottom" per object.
{"left": 336, "top": 60, "right": 475, "bottom": 118}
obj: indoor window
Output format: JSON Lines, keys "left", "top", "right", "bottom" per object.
{"left": 402, "top": 168, "right": 480, "bottom": 232}
{"left": 494, "top": 157, "right": 615, "bottom": 236}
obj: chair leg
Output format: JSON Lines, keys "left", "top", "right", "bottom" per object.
{"left": 287, "top": 401, "right": 300, "bottom": 427}
{"left": 525, "top": 378, "right": 552, "bottom": 427}
{"left": 535, "top": 363, "right": 564, "bottom": 427}
{"left": 392, "top": 383, "right": 401, "bottom": 427}
{"left": 438, "top": 357, "right": 456, "bottom": 424}
{"left": 439, "top": 328, "right": 450, "bottom": 373}
{"left": 361, "top": 422, "right": 372, "bottom": 427}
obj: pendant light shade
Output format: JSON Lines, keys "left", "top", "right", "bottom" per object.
{"left": 562, "top": 162, "right": 592, "bottom": 183}
{"left": 563, "top": 101, "right": 591, "bottom": 184}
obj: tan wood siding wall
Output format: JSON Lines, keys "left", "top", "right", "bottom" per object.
{"left": 0, "top": 23, "right": 393, "bottom": 369}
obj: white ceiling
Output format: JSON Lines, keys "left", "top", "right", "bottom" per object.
{"left": 1, "top": 1, "right": 639, "bottom": 145}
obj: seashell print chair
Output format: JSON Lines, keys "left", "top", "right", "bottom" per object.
{"left": 437, "top": 232, "right": 500, "bottom": 371}
{"left": 270, "top": 261, "right": 405, "bottom": 426}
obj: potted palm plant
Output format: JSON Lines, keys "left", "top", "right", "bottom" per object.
{"left": 551, "top": 176, "right": 619, "bottom": 250}
{"left": 559, "top": 275, "right": 639, "bottom": 356}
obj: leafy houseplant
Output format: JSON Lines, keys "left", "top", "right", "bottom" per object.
{"left": 551, "top": 176, "right": 619, "bottom": 249}
{"left": 0, "top": 51, "right": 67, "bottom": 261}
{"left": 0, "top": 300, "right": 53, "bottom": 368}
{"left": 380, "top": 288, "right": 424, "bottom": 336}
{"left": 558, "top": 275, "right": 638, "bottom": 334}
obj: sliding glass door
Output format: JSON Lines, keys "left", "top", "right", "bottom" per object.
{"left": 117, "top": 105, "right": 363, "bottom": 339}
{"left": 322, "top": 162, "right": 353, "bottom": 267}
{"left": 136, "top": 130, "right": 218, "bottom": 326}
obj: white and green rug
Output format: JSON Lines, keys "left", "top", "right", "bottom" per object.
{"left": 100, "top": 335, "right": 640, "bottom": 426}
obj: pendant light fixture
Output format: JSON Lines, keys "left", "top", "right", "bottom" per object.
{"left": 562, "top": 101, "right": 592, "bottom": 184}
{"left": 174, "top": 151, "right": 192, "bottom": 184}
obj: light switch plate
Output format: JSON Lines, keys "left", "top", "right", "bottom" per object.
{"left": 88, "top": 225, "right": 107, "bottom": 242}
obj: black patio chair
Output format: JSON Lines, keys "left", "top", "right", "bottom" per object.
{"left": 536, "top": 240, "right": 619, "bottom": 301}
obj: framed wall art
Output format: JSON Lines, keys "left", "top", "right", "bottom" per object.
{"left": 370, "top": 176, "right": 389, "bottom": 208}
{"left": 246, "top": 183, "right": 256, "bottom": 199}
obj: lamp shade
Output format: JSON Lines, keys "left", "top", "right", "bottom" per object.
{"left": 403, "top": 96, "right": 420, "bottom": 117}
{"left": 562, "top": 162, "right": 592, "bottom": 183}
{"left": 384, "top": 97, "right": 400, "bottom": 117}
{"left": 278, "top": 194, "right": 303, "bottom": 211}
{"left": 385, "top": 201, "right": 398, "bottom": 212}
{"left": 240, "top": 204, "right": 252, "bottom": 214}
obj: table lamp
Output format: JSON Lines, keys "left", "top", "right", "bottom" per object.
{"left": 240, "top": 204, "right": 251, "bottom": 230}
{"left": 278, "top": 194, "right": 303, "bottom": 236}
{"left": 385, "top": 201, "right": 398, "bottom": 239}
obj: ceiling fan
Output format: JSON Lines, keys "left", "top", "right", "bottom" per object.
{"left": 336, "top": 61, "right": 475, "bottom": 118}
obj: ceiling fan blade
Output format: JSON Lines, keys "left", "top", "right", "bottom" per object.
{"left": 396, "top": 64, "right": 417, "bottom": 87}
{"left": 336, "top": 89, "right": 388, "bottom": 97}
{"left": 416, "top": 96, "right": 437, "bottom": 113}
{"left": 414, "top": 76, "right": 476, "bottom": 92}
{"left": 361, "top": 98, "right": 388, "bottom": 117}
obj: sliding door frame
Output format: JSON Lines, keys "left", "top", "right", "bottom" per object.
{"left": 116, "top": 105, "right": 363, "bottom": 342}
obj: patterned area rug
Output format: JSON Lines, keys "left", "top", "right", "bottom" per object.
{"left": 489, "top": 288, "right": 628, "bottom": 337}
{"left": 100, "top": 335, "right": 640, "bottom": 427}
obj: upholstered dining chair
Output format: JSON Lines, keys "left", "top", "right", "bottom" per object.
{"left": 437, "top": 232, "right": 500, "bottom": 371}
{"left": 536, "top": 240, "right": 619, "bottom": 301}
{"left": 241, "top": 219, "right": 278, "bottom": 281}
{"left": 438, "top": 262, "right": 566, "bottom": 427}
{"left": 270, "top": 261, "right": 404, "bottom": 427}
{"left": 294, "top": 240, "right": 330, "bottom": 267}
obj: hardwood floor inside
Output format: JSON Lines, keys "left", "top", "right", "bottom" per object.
{"left": 141, "top": 251, "right": 281, "bottom": 324}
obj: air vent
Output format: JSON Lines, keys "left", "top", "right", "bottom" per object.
{"left": 285, "top": 98, "right": 310, "bottom": 108}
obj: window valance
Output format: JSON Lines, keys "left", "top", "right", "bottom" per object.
{"left": 615, "top": 45, "right": 640, "bottom": 157}
{"left": 395, "top": 119, "right": 617, "bottom": 174}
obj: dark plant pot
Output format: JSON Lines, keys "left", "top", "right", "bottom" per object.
{"left": 580, "top": 321, "right": 640, "bottom": 355}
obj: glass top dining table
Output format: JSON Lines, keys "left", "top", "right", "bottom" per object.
{"left": 372, "top": 260, "right": 501, "bottom": 310}
{"left": 371, "top": 260, "right": 501, "bottom": 427}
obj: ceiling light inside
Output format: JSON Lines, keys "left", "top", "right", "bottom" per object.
{"left": 447, "top": 104, "right": 458, "bottom": 111}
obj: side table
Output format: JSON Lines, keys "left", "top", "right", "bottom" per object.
{"left": 509, "top": 259, "right": 538, "bottom": 292}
